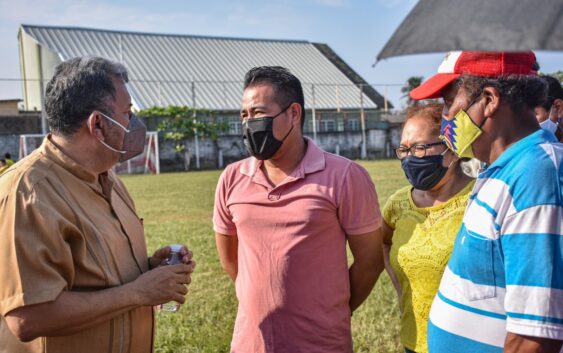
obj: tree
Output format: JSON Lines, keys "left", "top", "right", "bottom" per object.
{"left": 401, "top": 76, "right": 424, "bottom": 107}
{"left": 138, "top": 106, "right": 228, "bottom": 170}
{"left": 547, "top": 71, "right": 563, "bottom": 83}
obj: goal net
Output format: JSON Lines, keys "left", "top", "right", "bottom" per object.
{"left": 19, "top": 131, "right": 160, "bottom": 175}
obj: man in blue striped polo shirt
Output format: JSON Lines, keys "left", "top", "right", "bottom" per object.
{"left": 410, "top": 51, "right": 563, "bottom": 353}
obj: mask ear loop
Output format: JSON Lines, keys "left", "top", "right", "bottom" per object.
{"left": 89, "top": 113, "right": 127, "bottom": 154}
{"left": 440, "top": 146, "right": 457, "bottom": 169}
{"left": 549, "top": 104, "right": 561, "bottom": 124}
{"left": 279, "top": 123, "right": 294, "bottom": 142}
{"left": 464, "top": 94, "right": 489, "bottom": 127}
{"left": 98, "top": 111, "right": 130, "bottom": 133}
{"left": 277, "top": 104, "right": 297, "bottom": 142}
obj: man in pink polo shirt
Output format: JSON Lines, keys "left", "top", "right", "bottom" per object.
{"left": 213, "top": 66, "right": 384, "bottom": 353}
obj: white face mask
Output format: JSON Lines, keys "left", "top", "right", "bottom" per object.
{"left": 540, "top": 118, "right": 558, "bottom": 134}
{"left": 460, "top": 158, "right": 484, "bottom": 178}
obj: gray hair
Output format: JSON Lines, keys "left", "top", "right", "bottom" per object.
{"left": 45, "top": 56, "right": 129, "bottom": 135}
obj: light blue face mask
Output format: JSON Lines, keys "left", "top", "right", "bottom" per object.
{"left": 540, "top": 118, "right": 559, "bottom": 134}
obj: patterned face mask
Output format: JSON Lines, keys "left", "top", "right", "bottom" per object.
{"left": 440, "top": 99, "right": 486, "bottom": 159}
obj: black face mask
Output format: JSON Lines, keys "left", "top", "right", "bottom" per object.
{"left": 400, "top": 154, "right": 449, "bottom": 191}
{"left": 242, "top": 105, "right": 293, "bottom": 160}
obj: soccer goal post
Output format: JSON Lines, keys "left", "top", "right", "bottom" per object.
{"left": 19, "top": 134, "right": 45, "bottom": 159}
{"left": 19, "top": 132, "right": 160, "bottom": 175}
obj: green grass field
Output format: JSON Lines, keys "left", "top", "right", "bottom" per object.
{"left": 121, "top": 160, "right": 409, "bottom": 353}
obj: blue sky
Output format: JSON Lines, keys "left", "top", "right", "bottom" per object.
{"left": 1, "top": 0, "right": 562, "bottom": 108}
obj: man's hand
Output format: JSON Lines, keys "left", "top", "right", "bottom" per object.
{"left": 148, "top": 245, "right": 193, "bottom": 269}
{"left": 128, "top": 262, "right": 196, "bottom": 307}
{"left": 4, "top": 260, "right": 196, "bottom": 342}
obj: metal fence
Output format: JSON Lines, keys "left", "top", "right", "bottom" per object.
{"left": 0, "top": 78, "right": 405, "bottom": 163}
{"left": 0, "top": 77, "right": 404, "bottom": 115}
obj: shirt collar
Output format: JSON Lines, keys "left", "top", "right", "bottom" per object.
{"left": 487, "top": 129, "right": 557, "bottom": 171}
{"left": 39, "top": 135, "right": 116, "bottom": 197}
{"left": 239, "top": 136, "right": 326, "bottom": 179}
{"left": 300, "top": 136, "right": 326, "bottom": 175}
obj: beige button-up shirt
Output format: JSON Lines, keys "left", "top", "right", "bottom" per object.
{"left": 0, "top": 136, "right": 153, "bottom": 353}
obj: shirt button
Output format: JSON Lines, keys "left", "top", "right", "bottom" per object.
{"left": 268, "top": 194, "right": 276, "bottom": 201}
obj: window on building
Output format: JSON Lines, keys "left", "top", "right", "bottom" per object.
{"left": 229, "top": 121, "right": 242, "bottom": 135}
{"left": 347, "top": 119, "right": 360, "bottom": 131}
{"left": 318, "top": 120, "right": 335, "bottom": 132}
{"left": 337, "top": 120, "right": 345, "bottom": 132}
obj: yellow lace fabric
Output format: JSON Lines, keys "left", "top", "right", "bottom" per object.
{"left": 382, "top": 180, "right": 474, "bottom": 353}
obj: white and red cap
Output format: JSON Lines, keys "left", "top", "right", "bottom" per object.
{"left": 410, "top": 51, "right": 538, "bottom": 100}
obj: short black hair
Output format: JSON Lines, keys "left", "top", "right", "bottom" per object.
{"left": 244, "top": 66, "right": 305, "bottom": 129}
{"left": 459, "top": 74, "right": 547, "bottom": 114}
{"left": 45, "top": 57, "right": 129, "bottom": 136}
{"left": 4, "top": 153, "right": 10, "bottom": 159}
{"left": 539, "top": 75, "right": 563, "bottom": 111}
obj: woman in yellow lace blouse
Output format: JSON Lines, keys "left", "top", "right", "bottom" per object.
{"left": 381, "top": 103, "right": 475, "bottom": 353}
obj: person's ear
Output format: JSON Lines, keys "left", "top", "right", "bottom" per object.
{"left": 289, "top": 103, "right": 302, "bottom": 126}
{"left": 552, "top": 98, "right": 563, "bottom": 119}
{"left": 482, "top": 86, "right": 501, "bottom": 118}
{"left": 88, "top": 112, "right": 106, "bottom": 140}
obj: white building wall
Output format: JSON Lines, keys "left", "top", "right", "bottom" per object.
{"left": 18, "top": 29, "right": 61, "bottom": 112}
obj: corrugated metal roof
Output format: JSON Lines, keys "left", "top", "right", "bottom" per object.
{"left": 21, "top": 25, "right": 379, "bottom": 111}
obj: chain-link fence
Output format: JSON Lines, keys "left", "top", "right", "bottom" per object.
{"left": 0, "top": 78, "right": 406, "bottom": 171}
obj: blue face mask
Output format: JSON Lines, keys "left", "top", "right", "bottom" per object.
{"left": 540, "top": 118, "right": 559, "bottom": 134}
{"left": 400, "top": 150, "right": 450, "bottom": 191}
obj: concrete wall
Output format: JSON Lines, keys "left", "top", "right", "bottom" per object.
{"left": 0, "top": 113, "right": 42, "bottom": 160}
{"left": 0, "top": 109, "right": 403, "bottom": 171}
{"left": 0, "top": 135, "right": 20, "bottom": 160}
{"left": 157, "top": 127, "right": 402, "bottom": 172}
{"left": 0, "top": 126, "right": 402, "bottom": 172}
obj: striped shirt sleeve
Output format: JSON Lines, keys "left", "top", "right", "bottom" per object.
{"left": 501, "top": 203, "right": 563, "bottom": 340}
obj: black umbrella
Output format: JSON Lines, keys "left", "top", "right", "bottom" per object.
{"left": 376, "top": 0, "right": 563, "bottom": 61}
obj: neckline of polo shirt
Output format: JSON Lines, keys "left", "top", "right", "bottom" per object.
{"left": 280, "top": 140, "right": 325, "bottom": 183}
{"left": 486, "top": 129, "right": 555, "bottom": 172}
{"left": 41, "top": 135, "right": 98, "bottom": 183}
{"left": 240, "top": 156, "right": 260, "bottom": 177}
{"left": 240, "top": 138, "right": 326, "bottom": 189}
{"left": 300, "top": 137, "right": 325, "bottom": 176}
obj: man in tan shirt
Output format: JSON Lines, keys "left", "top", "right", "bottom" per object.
{"left": 0, "top": 57, "right": 195, "bottom": 353}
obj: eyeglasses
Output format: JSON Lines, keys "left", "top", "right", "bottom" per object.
{"left": 395, "top": 141, "right": 446, "bottom": 159}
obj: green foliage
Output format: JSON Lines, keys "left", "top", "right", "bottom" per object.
{"left": 401, "top": 76, "right": 424, "bottom": 108}
{"left": 121, "top": 160, "right": 409, "bottom": 353}
{"left": 547, "top": 71, "right": 563, "bottom": 83}
{"left": 138, "top": 106, "right": 229, "bottom": 153}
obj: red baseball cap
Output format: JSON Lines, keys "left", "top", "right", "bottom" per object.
{"left": 410, "top": 51, "right": 538, "bottom": 100}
